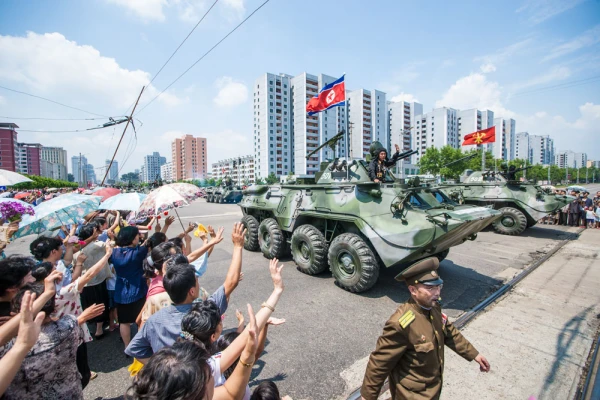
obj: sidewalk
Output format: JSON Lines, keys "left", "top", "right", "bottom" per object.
{"left": 442, "top": 228, "right": 600, "bottom": 400}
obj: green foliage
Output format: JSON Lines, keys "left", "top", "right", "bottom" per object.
{"left": 266, "top": 173, "right": 278, "bottom": 185}
{"left": 243, "top": 178, "right": 250, "bottom": 186}
{"left": 121, "top": 172, "right": 139, "bottom": 182}
{"left": 255, "top": 177, "right": 265, "bottom": 185}
{"left": 67, "top": 173, "right": 74, "bottom": 182}
{"left": 12, "top": 175, "right": 78, "bottom": 189}
{"left": 216, "top": 178, "right": 223, "bottom": 187}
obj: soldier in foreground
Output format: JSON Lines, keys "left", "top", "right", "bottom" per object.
{"left": 360, "top": 258, "right": 490, "bottom": 400}
{"left": 368, "top": 143, "right": 403, "bottom": 183}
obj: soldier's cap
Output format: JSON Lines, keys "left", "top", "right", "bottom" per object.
{"left": 394, "top": 257, "right": 444, "bottom": 286}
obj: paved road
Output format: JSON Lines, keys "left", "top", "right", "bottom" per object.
{"left": 4, "top": 191, "right": 593, "bottom": 400}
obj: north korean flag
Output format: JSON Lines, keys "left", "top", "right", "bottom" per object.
{"left": 306, "top": 75, "right": 346, "bottom": 116}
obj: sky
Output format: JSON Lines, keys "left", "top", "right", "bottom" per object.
{"left": 0, "top": 0, "right": 599, "bottom": 177}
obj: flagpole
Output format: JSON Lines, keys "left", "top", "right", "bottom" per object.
{"left": 481, "top": 145, "right": 485, "bottom": 171}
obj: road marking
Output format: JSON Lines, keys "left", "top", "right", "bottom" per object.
{"left": 179, "top": 212, "right": 242, "bottom": 219}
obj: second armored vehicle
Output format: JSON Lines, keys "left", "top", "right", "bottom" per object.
{"left": 206, "top": 178, "right": 244, "bottom": 204}
{"left": 437, "top": 169, "right": 573, "bottom": 236}
{"left": 239, "top": 138, "right": 501, "bottom": 293}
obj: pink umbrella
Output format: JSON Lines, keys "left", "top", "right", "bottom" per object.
{"left": 93, "top": 188, "right": 121, "bottom": 201}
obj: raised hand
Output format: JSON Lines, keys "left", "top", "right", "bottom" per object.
{"left": 236, "top": 309, "right": 245, "bottom": 326}
{"left": 241, "top": 303, "right": 258, "bottom": 363}
{"left": 79, "top": 303, "right": 105, "bottom": 325}
{"left": 209, "top": 227, "right": 225, "bottom": 245}
{"left": 231, "top": 222, "right": 246, "bottom": 248}
{"left": 105, "top": 241, "right": 114, "bottom": 256}
{"left": 76, "top": 252, "right": 87, "bottom": 265}
{"left": 269, "top": 258, "right": 284, "bottom": 292}
{"left": 14, "top": 291, "right": 45, "bottom": 351}
{"left": 395, "top": 143, "right": 400, "bottom": 153}
{"left": 44, "top": 270, "right": 64, "bottom": 295}
{"left": 267, "top": 317, "right": 286, "bottom": 326}
{"left": 185, "top": 222, "right": 196, "bottom": 234}
{"left": 165, "top": 216, "right": 175, "bottom": 226}
{"left": 207, "top": 225, "right": 216, "bottom": 238}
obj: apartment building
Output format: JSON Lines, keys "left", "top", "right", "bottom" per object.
{"left": 41, "top": 147, "right": 68, "bottom": 180}
{"left": 347, "top": 89, "right": 387, "bottom": 160}
{"left": 0, "top": 123, "right": 19, "bottom": 172}
{"left": 413, "top": 107, "right": 459, "bottom": 164}
{"left": 160, "top": 161, "right": 174, "bottom": 182}
{"left": 388, "top": 100, "right": 423, "bottom": 165}
{"left": 492, "top": 118, "right": 515, "bottom": 161}
{"left": 142, "top": 152, "right": 166, "bottom": 183}
{"left": 171, "top": 135, "right": 208, "bottom": 181}
{"left": 211, "top": 155, "right": 255, "bottom": 184}
{"left": 72, "top": 155, "right": 87, "bottom": 184}
{"left": 15, "top": 143, "right": 42, "bottom": 176}
{"left": 554, "top": 150, "right": 587, "bottom": 169}
{"left": 529, "top": 135, "right": 554, "bottom": 165}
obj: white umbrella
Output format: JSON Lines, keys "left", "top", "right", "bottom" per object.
{"left": 0, "top": 170, "right": 32, "bottom": 186}
{"left": 99, "top": 192, "right": 147, "bottom": 211}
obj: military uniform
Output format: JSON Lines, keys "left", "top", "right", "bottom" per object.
{"left": 361, "top": 258, "right": 479, "bottom": 400}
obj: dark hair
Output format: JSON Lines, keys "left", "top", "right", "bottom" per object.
{"left": 78, "top": 223, "right": 97, "bottom": 241}
{"left": 216, "top": 331, "right": 240, "bottom": 379}
{"left": 251, "top": 381, "right": 281, "bottom": 400}
{"left": 31, "top": 261, "right": 54, "bottom": 282}
{"left": 93, "top": 217, "right": 107, "bottom": 229}
{"left": 148, "top": 232, "right": 167, "bottom": 250}
{"left": 168, "top": 237, "right": 184, "bottom": 250}
{"left": 0, "top": 256, "right": 36, "bottom": 297}
{"left": 126, "top": 340, "right": 211, "bottom": 400}
{"left": 181, "top": 300, "right": 222, "bottom": 351}
{"left": 12, "top": 283, "right": 55, "bottom": 316}
{"left": 151, "top": 242, "right": 182, "bottom": 270}
{"left": 30, "top": 237, "right": 63, "bottom": 260}
{"left": 116, "top": 226, "right": 140, "bottom": 247}
{"left": 163, "top": 263, "right": 196, "bottom": 304}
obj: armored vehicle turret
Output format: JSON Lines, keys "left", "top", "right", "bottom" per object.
{"left": 239, "top": 141, "right": 501, "bottom": 293}
{"left": 206, "top": 178, "right": 244, "bottom": 204}
{"left": 437, "top": 169, "right": 574, "bottom": 236}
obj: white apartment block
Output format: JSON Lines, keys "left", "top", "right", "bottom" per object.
{"left": 387, "top": 100, "right": 423, "bottom": 165}
{"left": 160, "top": 162, "right": 174, "bottom": 182}
{"left": 211, "top": 155, "right": 255, "bottom": 184}
{"left": 292, "top": 73, "right": 348, "bottom": 176}
{"left": 457, "top": 109, "right": 495, "bottom": 153}
{"left": 142, "top": 152, "right": 166, "bottom": 183}
{"left": 41, "top": 146, "right": 68, "bottom": 180}
{"left": 492, "top": 117, "right": 515, "bottom": 161}
{"left": 254, "top": 73, "right": 294, "bottom": 180}
{"left": 347, "top": 89, "right": 387, "bottom": 160}
{"left": 514, "top": 132, "right": 529, "bottom": 161}
{"left": 554, "top": 150, "right": 587, "bottom": 169}
{"left": 413, "top": 107, "right": 459, "bottom": 164}
{"left": 529, "top": 135, "right": 554, "bottom": 165}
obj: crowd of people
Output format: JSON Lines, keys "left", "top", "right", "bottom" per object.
{"left": 545, "top": 190, "right": 600, "bottom": 228}
{"left": 0, "top": 206, "right": 289, "bottom": 400}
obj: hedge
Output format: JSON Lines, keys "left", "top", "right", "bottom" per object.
{"left": 11, "top": 175, "right": 79, "bottom": 189}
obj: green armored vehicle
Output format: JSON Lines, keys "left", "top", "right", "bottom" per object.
{"left": 437, "top": 169, "right": 573, "bottom": 236}
{"left": 239, "top": 137, "right": 501, "bottom": 293}
{"left": 206, "top": 178, "right": 243, "bottom": 204}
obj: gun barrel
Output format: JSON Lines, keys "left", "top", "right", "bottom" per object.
{"left": 397, "top": 149, "right": 418, "bottom": 160}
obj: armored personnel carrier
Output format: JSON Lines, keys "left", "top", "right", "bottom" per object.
{"left": 206, "top": 180, "right": 244, "bottom": 204}
{"left": 239, "top": 135, "right": 501, "bottom": 293}
{"left": 437, "top": 169, "right": 573, "bottom": 236}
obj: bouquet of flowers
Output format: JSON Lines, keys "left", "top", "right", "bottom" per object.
{"left": 0, "top": 201, "right": 35, "bottom": 223}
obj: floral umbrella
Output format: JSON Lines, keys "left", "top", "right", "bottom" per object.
{"left": 0, "top": 199, "right": 35, "bottom": 222}
{"left": 137, "top": 183, "right": 201, "bottom": 218}
{"left": 14, "top": 194, "right": 102, "bottom": 238}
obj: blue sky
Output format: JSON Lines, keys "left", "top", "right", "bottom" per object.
{"left": 0, "top": 0, "right": 598, "bottom": 176}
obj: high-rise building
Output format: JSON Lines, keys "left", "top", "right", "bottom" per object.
{"left": 388, "top": 100, "right": 423, "bottom": 165}
{"left": 0, "top": 123, "right": 19, "bottom": 172}
{"left": 347, "top": 89, "right": 387, "bottom": 159}
{"left": 85, "top": 164, "right": 96, "bottom": 185}
{"left": 514, "top": 132, "right": 529, "bottom": 161}
{"left": 171, "top": 135, "right": 208, "bottom": 181}
{"left": 160, "top": 162, "right": 174, "bottom": 182}
{"left": 72, "top": 155, "right": 88, "bottom": 185}
{"left": 41, "top": 147, "right": 68, "bottom": 180}
{"left": 103, "top": 160, "right": 119, "bottom": 184}
{"left": 212, "top": 155, "right": 255, "bottom": 184}
{"left": 457, "top": 109, "right": 495, "bottom": 156}
{"left": 15, "top": 143, "right": 42, "bottom": 176}
{"left": 528, "top": 135, "right": 554, "bottom": 165}
{"left": 413, "top": 107, "right": 459, "bottom": 164}
{"left": 492, "top": 117, "right": 515, "bottom": 161}
{"left": 142, "top": 152, "right": 166, "bottom": 183}
{"left": 554, "top": 150, "right": 587, "bottom": 169}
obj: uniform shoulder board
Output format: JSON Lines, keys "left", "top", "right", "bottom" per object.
{"left": 398, "top": 310, "right": 415, "bottom": 329}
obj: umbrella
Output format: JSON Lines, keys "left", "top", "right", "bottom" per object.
{"left": 14, "top": 192, "right": 31, "bottom": 200}
{"left": 0, "top": 170, "right": 32, "bottom": 186}
{"left": 14, "top": 194, "right": 102, "bottom": 238}
{"left": 93, "top": 188, "right": 121, "bottom": 201}
{"left": 99, "top": 192, "right": 147, "bottom": 211}
{"left": 137, "top": 183, "right": 202, "bottom": 228}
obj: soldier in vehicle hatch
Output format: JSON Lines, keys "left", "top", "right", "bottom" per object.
{"left": 368, "top": 143, "right": 402, "bottom": 183}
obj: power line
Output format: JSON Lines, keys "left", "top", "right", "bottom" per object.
{"left": 122, "top": 0, "right": 220, "bottom": 115}
{"left": 510, "top": 75, "right": 600, "bottom": 98}
{"left": 0, "top": 85, "right": 109, "bottom": 118}
{"left": 0, "top": 115, "right": 115, "bottom": 121}
{"left": 135, "top": 0, "right": 271, "bottom": 116}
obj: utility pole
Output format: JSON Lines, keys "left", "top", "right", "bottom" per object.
{"left": 101, "top": 86, "right": 145, "bottom": 186}
{"left": 547, "top": 165, "right": 551, "bottom": 185}
{"left": 347, "top": 121, "right": 354, "bottom": 160}
{"left": 577, "top": 168, "right": 579, "bottom": 184}
{"left": 585, "top": 167, "right": 588, "bottom": 183}
{"left": 79, "top": 153, "right": 82, "bottom": 187}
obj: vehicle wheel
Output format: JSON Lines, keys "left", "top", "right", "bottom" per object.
{"left": 220, "top": 196, "right": 225, "bottom": 204}
{"left": 492, "top": 207, "right": 528, "bottom": 235}
{"left": 215, "top": 194, "right": 221, "bottom": 203}
{"left": 291, "top": 225, "right": 328, "bottom": 275}
{"left": 328, "top": 233, "right": 379, "bottom": 293}
{"left": 258, "top": 218, "right": 285, "bottom": 259}
{"left": 435, "top": 249, "right": 449, "bottom": 262}
{"left": 241, "top": 215, "right": 259, "bottom": 251}
{"left": 207, "top": 194, "right": 212, "bottom": 203}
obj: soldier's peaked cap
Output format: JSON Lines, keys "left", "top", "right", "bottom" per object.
{"left": 395, "top": 257, "right": 443, "bottom": 286}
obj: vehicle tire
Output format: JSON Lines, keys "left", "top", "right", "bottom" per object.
{"left": 328, "top": 233, "right": 379, "bottom": 293}
{"left": 220, "top": 195, "right": 225, "bottom": 204}
{"left": 207, "top": 194, "right": 212, "bottom": 203}
{"left": 241, "top": 215, "right": 259, "bottom": 251}
{"left": 492, "top": 207, "right": 528, "bottom": 235}
{"left": 258, "top": 218, "right": 285, "bottom": 259}
{"left": 435, "top": 249, "right": 449, "bottom": 262}
{"left": 291, "top": 225, "right": 328, "bottom": 275}
{"left": 215, "top": 194, "right": 221, "bottom": 203}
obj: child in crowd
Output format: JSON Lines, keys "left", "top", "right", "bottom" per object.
{"left": 586, "top": 206, "right": 596, "bottom": 229}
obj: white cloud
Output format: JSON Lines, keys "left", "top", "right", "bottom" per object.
{"left": 390, "top": 92, "right": 419, "bottom": 103}
{"left": 435, "top": 73, "right": 514, "bottom": 117}
{"left": 516, "top": 0, "right": 587, "bottom": 24}
{"left": 440, "top": 59, "right": 456, "bottom": 68}
{"left": 213, "top": 77, "right": 248, "bottom": 107}
{"left": 106, "top": 0, "right": 168, "bottom": 22}
{"left": 480, "top": 63, "right": 497, "bottom": 73}
{"left": 543, "top": 24, "right": 600, "bottom": 62}
{"left": 474, "top": 38, "right": 534, "bottom": 67}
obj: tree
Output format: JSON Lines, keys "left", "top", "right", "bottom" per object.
{"left": 255, "top": 177, "right": 265, "bottom": 185}
{"left": 418, "top": 147, "right": 442, "bottom": 176}
{"left": 206, "top": 178, "right": 216, "bottom": 186}
{"left": 12, "top": 175, "right": 78, "bottom": 189}
{"left": 243, "top": 178, "right": 250, "bottom": 186}
{"left": 67, "top": 173, "right": 74, "bottom": 182}
{"left": 121, "top": 172, "right": 139, "bottom": 183}
{"left": 266, "top": 173, "right": 278, "bottom": 185}
{"left": 216, "top": 178, "right": 223, "bottom": 187}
